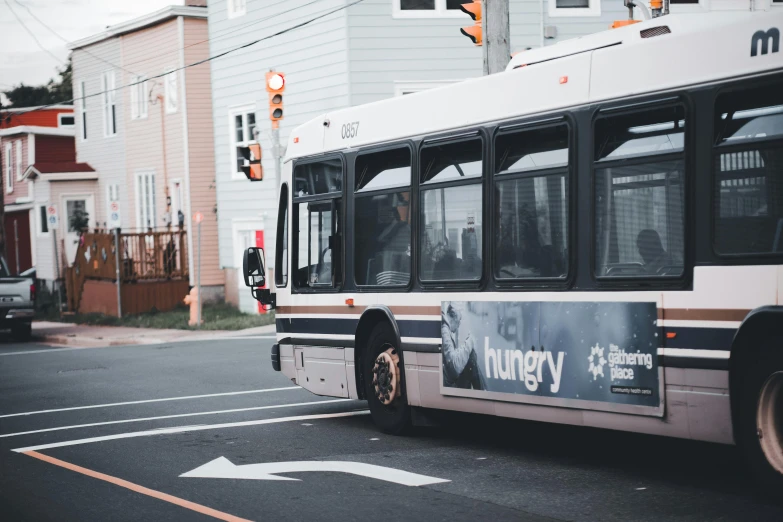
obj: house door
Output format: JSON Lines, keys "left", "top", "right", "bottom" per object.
{"left": 3, "top": 211, "right": 32, "bottom": 275}
{"left": 62, "top": 195, "right": 95, "bottom": 265}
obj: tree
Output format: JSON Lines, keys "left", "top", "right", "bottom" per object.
{"left": 2, "top": 56, "right": 73, "bottom": 108}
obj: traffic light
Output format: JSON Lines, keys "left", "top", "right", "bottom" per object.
{"left": 239, "top": 142, "right": 263, "bottom": 181}
{"left": 266, "top": 71, "right": 285, "bottom": 128}
{"left": 460, "top": 1, "right": 482, "bottom": 46}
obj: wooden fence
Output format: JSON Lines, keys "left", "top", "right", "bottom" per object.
{"left": 65, "top": 230, "right": 189, "bottom": 315}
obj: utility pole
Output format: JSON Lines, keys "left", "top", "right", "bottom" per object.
{"left": 460, "top": 1, "right": 511, "bottom": 75}
{"left": 482, "top": 0, "right": 510, "bottom": 75}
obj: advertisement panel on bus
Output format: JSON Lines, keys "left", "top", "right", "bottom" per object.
{"left": 440, "top": 301, "right": 663, "bottom": 416}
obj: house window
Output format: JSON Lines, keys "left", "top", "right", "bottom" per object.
{"left": 59, "top": 114, "right": 75, "bottom": 127}
{"left": 393, "top": 0, "right": 467, "bottom": 18}
{"left": 102, "top": 71, "right": 117, "bottom": 136}
{"left": 135, "top": 171, "right": 157, "bottom": 230}
{"left": 4, "top": 143, "right": 12, "bottom": 193}
{"left": 548, "top": 0, "right": 601, "bottom": 17}
{"left": 79, "top": 81, "right": 88, "bottom": 140}
{"left": 164, "top": 69, "right": 178, "bottom": 114}
{"left": 229, "top": 106, "right": 257, "bottom": 179}
{"left": 15, "top": 141, "right": 23, "bottom": 181}
{"left": 130, "top": 76, "right": 149, "bottom": 120}
{"left": 227, "top": 0, "right": 246, "bottom": 18}
{"left": 38, "top": 205, "right": 49, "bottom": 235}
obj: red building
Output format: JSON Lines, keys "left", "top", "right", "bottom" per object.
{"left": 1, "top": 105, "right": 94, "bottom": 279}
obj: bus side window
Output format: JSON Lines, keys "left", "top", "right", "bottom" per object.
{"left": 713, "top": 81, "right": 783, "bottom": 257}
{"left": 594, "top": 105, "right": 687, "bottom": 279}
{"left": 494, "top": 123, "right": 569, "bottom": 281}
{"left": 419, "top": 137, "right": 484, "bottom": 283}
{"left": 293, "top": 158, "right": 343, "bottom": 289}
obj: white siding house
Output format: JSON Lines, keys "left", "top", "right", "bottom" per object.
{"left": 208, "top": 0, "right": 642, "bottom": 312}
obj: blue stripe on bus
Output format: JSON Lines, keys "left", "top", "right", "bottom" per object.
{"left": 664, "top": 327, "right": 736, "bottom": 351}
{"left": 276, "top": 317, "right": 441, "bottom": 339}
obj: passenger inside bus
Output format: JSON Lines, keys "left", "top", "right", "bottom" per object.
{"left": 373, "top": 193, "right": 411, "bottom": 285}
{"left": 636, "top": 229, "right": 673, "bottom": 275}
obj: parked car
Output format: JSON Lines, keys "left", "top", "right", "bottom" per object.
{"left": 0, "top": 255, "right": 35, "bottom": 340}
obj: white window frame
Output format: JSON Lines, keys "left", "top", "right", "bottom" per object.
{"left": 79, "top": 80, "right": 88, "bottom": 141}
{"left": 228, "top": 104, "right": 257, "bottom": 181}
{"left": 4, "top": 143, "right": 13, "bottom": 193}
{"left": 164, "top": 68, "right": 178, "bottom": 114}
{"left": 130, "top": 76, "right": 149, "bottom": 120}
{"left": 58, "top": 113, "right": 76, "bottom": 128}
{"left": 392, "top": 0, "right": 468, "bottom": 19}
{"left": 102, "top": 71, "right": 117, "bottom": 137}
{"left": 227, "top": 0, "right": 246, "bottom": 19}
{"left": 135, "top": 170, "right": 157, "bottom": 231}
{"left": 394, "top": 80, "right": 462, "bottom": 97}
{"left": 15, "top": 140, "right": 23, "bottom": 181}
{"left": 37, "top": 204, "right": 51, "bottom": 237}
{"left": 667, "top": 0, "right": 710, "bottom": 13}
{"left": 548, "top": 0, "right": 601, "bottom": 18}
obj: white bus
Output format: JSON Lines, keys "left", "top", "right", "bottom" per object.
{"left": 242, "top": 9, "right": 783, "bottom": 490}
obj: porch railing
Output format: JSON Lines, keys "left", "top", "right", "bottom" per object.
{"left": 66, "top": 230, "right": 189, "bottom": 312}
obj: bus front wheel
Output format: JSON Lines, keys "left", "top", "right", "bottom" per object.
{"left": 739, "top": 348, "right": 783, "bottom": 495}
{"left": 362, "top": 322, "right": 411, "bottom": 434}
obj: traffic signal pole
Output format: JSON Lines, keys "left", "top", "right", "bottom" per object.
{"left": 482, "top": 0, "right": 510, "bottom": 75}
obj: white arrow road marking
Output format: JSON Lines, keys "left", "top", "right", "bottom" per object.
{"left": 181, "top": 457, "right": 451, "bottom": 487}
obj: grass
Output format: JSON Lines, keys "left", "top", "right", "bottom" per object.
{"left": 54, "top": 302, "right": 275, "bottom": 331}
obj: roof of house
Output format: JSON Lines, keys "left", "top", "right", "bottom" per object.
{"left": 32, "top": 162, "right": 95, "bottom": 174}
{"left": 68, "top": 5, "right": 207, "bottom": 50}
{"left": 0, "top": 105, "right": 73, "bottom": 113}
{"left": 0, "top": 126, "right": 75, "bottom": 137}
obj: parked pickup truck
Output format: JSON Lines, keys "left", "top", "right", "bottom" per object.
{"left": 0, "top": 255, "right": 35, "bottom": 339}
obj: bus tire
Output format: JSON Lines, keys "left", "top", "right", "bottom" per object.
{"left": 362, "top": 322, "right": 411, "bottom": 435}
{"left": 738, "top": 346, "right": 783, "bottom": 496}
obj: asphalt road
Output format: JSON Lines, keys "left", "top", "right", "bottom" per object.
{"left": 1, "top": 335, "right": 782, "bottom": 522}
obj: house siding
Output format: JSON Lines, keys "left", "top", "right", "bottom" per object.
{"left": 71, "top": 38, "right": 126, "bottom": 228}
{"left": 208, "top": 0, "right": 350, "bottom": 312}
{"left": 184, "top": 17, "right": 222, "bottom": 287}
{"left": 121, "top": 18, "right": 185, "bottom": 233}
{"left": 35, "top": 136, "right": 76, "bottom": 163}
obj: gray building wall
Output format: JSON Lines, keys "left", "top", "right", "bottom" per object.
{"left": 208, "top": 0, "right": 350, "bottom": 312}
{"left": 71, "top": 39, "right": 129, "bottom": 229}
{"left": 210, "top": 0, "right": 632, "bottom": 312}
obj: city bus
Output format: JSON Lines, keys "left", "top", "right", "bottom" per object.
{"left": 242, "top": 9, "right": 783, "bottom": 489}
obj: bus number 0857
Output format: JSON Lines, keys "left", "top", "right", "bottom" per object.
{"left": 341, "top": 122, "right": 359, "bottom": 139}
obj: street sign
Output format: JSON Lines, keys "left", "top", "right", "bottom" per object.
{"left": 108, "top": 201, "right": 121, "bottom": 229}
{"left": 194, "top": 211, "right": 203, "bottom": 224}
{"left": 181, "top": 457, "right": 450, "bottom": 487}
{"left": 47, "top": 204, "right": 59, "bottom": 228}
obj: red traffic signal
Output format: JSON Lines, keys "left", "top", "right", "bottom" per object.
{"left": 460, "top": 1, "right": 482, "bottom": 46}
{"left": 266, "top": 71, "right": 285, "bottom": 128}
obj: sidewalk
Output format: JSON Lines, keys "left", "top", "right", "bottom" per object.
{"left": 33, "top": 321, "right": 277, "bottom": 348}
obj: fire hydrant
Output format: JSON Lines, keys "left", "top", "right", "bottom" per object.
{"left": 183, "top": 287, "right": 201, "bottom": 326}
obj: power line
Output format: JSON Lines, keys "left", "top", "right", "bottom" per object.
{"left": 122, "top": 0, "right": 328, "bottom": 70}
{"left": 10, "top": 0, "right": 367, "bottom": 117}
{"left": 11, "top": 0, "right": 139, "bottom": 78}
{"left": 3, "top": 0, "right": 66, "bottom": 66}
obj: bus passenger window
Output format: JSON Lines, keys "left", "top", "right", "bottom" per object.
{"left": 494, "top": 124, "right": 569, "bottom": 280}
{"left": 594, "top": 106, "right": 686, "bottom": 278}
{"left": 713, "top": 82, "right": 783, "bottom": 256}
{"left": 354, "top": 147, "right": 412, "bottom": 287}
{"left": 275, "top": 184, "right": 289, "bottom": 288}
{"left": 293, "top": 158, "right": 343, "bottom": 289}
{"left": 420, "top": 137, "right": 483, "bottom": 282}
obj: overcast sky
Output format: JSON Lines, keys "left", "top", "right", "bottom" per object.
{"left": 1, "top": 0, "right": 180, "bottom": 100}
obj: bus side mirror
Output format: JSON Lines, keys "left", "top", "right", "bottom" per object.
{"left": 243, "top": 247, "right": 266, "bottom": 288}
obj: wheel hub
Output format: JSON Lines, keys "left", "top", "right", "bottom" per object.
{"left": 757, "top": 371, "right": 783, "bottom": 475}
{"left": 372, "top": 346, "right": 400, "bottom": 406}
